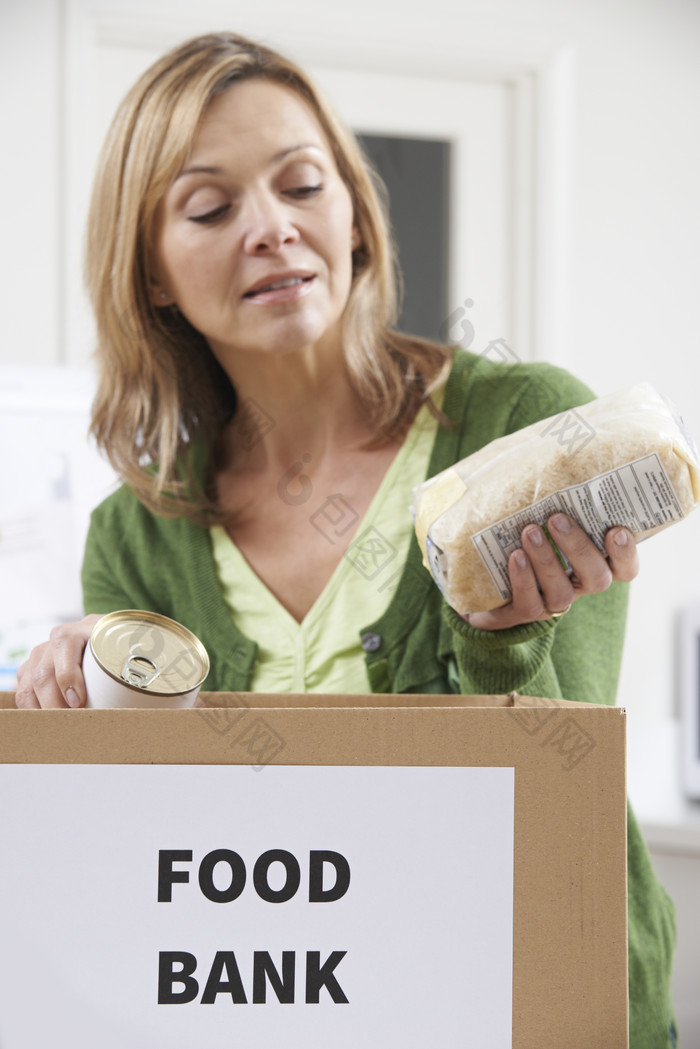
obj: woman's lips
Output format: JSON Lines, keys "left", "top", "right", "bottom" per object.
{"left": 243, "top": 273, "right": 315, "bottom": 304}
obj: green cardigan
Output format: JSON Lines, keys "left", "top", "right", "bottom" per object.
{"left": 82, "top": 349, "right": 677, "bottom": 1047}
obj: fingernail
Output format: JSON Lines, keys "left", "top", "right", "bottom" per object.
{"left": 613, "top": 529, "right": 629, "bottom": 547}
{"left": 66, "top": 688, "right": 81, "bottom": 709}
{"left": 525, "top": 526, "right": 544, "bottom": 546}
{"left": 551, "top": 514, "right": 572, "bottom": 534}
{"left": 514, "top": 549, "right": 528, "bottom": 569}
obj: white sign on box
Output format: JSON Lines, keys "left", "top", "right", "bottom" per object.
{"left": 0, "top": 764, "right": 515, "bottom": 1048}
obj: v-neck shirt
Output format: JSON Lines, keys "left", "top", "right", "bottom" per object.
{"left": 210, "top": 391, "right": 443, "bottom": 693}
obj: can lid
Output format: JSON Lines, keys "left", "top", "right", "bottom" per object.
{"left": 89, "top": 611, "right": 210, "bottom": 694}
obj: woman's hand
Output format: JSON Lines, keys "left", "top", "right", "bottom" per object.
{"left": 466, "top": 514, "right": 639, "bottom": 631}
{"left": 14, "top": 614, "right": 104, "bottom": 709}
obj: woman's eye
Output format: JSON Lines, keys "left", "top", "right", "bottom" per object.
{"left": 285, "top": 184, "right": 323, "bottom": 200}
{"left": 188, "top": 204, "right": 230, "bottom": 225}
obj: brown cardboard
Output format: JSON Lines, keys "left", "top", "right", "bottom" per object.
{"left": 0, "top": 691, "right": 628, "bottom": 1047}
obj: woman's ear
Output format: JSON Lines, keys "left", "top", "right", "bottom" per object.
{"left": 351, "top": 225, "right": 362, "bottom": 251}
{"left": 148, "top": 283, "right": 176, "bottom": 307}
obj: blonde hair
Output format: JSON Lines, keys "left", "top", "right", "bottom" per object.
{"left": 86, "top": 31, "right": 452, "bottom": 518}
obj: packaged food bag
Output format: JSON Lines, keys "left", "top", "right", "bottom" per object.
{"left": 412, "top": 382, "right": 700, "bottom": 615}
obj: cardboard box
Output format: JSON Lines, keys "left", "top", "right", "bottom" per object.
{"left": 0, "top": 692, "right": 628, "bottom": 1048}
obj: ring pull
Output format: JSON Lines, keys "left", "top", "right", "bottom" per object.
{"left": 121, "top": 652, "right": 161, "bottom": 688}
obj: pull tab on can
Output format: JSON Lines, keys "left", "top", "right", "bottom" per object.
{"left": 121, "top": 652, "right": 161, "bottom": 688}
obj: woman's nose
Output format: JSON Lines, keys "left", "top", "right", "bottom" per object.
{"left": 241, "top": 194, "right": 300, "bottom": 254}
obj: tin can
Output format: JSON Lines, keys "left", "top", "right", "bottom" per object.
{"left": 83, "top": 610, "right": 210, "bottom": 709}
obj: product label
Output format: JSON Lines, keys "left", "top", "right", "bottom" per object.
{"left": 472, "top": 453, "right": 683, "bottom": 600}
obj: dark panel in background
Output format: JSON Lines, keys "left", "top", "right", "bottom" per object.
{"left": 356, "top": 133, "right": 451, "bottom": 342}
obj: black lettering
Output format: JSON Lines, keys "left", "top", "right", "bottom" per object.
{"left": 201, "top": 951, "right": 248, "bottom": 1004}
{"left": 252, "top": 951, "right": 295, "bottom": 1003}
{"left": 253, "top": 849, "right": 301, "bottom": 903}
{"left": 305, "top": 950, "right": 348, "bottom": 1004}
{"left": 308, "top": 850, "right": 351, "bottom": 902}
{"left": 198, "top": 849, "right": 246, "bottom": 903}
{"left": 158, "top": 850, "right": 192, "bottom": 902}
{"left": 158, "top": 951, "right": 198, "bottom": 1004}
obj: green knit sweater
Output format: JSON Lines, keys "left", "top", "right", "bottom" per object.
{"left": 82, "top": 349, "right": 677, "bottom": 1046}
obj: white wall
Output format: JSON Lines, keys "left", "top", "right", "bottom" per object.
{"left": 0, "top": 0, "right": 61, "bottom": 366}
{"left": 550, "top": 0, "right": 700, "bottom": 735}
{"left": 2, "top": 0, "right": 700, "bottom": 726}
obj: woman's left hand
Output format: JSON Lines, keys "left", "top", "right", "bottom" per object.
{"left": 466, "top": 513, "right": 639, "bottom": 631}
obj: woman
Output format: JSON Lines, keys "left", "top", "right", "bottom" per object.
{"left": 16, "top": 31, "right": 675, "bottom": 1045}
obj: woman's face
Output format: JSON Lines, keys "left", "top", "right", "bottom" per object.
{"left": 151, "top": 78, "right": 360, "bottom": 370}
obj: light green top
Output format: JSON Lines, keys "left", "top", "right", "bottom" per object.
{"left": 210, "top": 392, "right": 443, "bottom": 693}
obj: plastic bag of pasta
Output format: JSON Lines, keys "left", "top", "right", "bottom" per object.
{"left": 412, "top": 382, "right": 700, "bottom": 615}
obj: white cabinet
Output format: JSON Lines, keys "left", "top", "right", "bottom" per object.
{"left": 628, "top": 717, "right": 700, "bottom": 1046}
{"left": 647, "top": 849, "right": 700, "bottom": 1045}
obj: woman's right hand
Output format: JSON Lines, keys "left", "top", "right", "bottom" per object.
{"left": 14, "top": 614, "right": 104, "bottom": 709}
